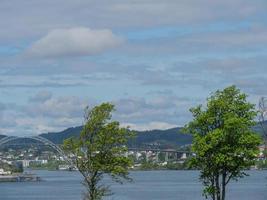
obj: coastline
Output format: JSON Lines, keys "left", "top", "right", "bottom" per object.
{"left": 0, "top": 173, "right": 41, "bottom": 182}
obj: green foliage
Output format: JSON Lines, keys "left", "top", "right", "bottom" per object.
{"left": 165, "top": 161, "right": 190, "bottom": 170}
{"left": 136, "top": 159, "right": 191, "bottom": 171}
{"left": 139, "top": 161, "right": 161, "bottom": 170}
{"left": 255, "top": 160, "right": 267, "bottom": 169}
{"left": 11, "top": 163, "right": 23, "bottom": 173}
{"left": 158, "top": 152, "right": 166, "bottom": 162}
{"left": 184, "top": 86, "right": 261, "bottom": 200}
{"left": 29, "top": 160, "right": 66, "bottom": 170}
{"left": 63, "top": 103, "right": 133, "bottom": 200}
{"left": 0, "top": 161, "right": 23, "bottom": 173}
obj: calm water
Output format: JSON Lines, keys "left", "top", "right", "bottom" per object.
{"left": 0, "top": 170, "right": 266, "bottom": 200}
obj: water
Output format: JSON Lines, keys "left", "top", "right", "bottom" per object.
{"left": 0, "top": 170, "right": 266, "bottom": 200}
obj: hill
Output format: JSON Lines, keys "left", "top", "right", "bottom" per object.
{"left": 40, "top": 121, "right": 267, "bottom": 148}
{"left": 40, "top": 126, "right": 192, "bottom": 148}
{"left": 131, "top": 127, "right": 192, "bottom": 148}
{"left": 40, "top": 126, "right": 83, "bottom": 145}
{"left": 1, "top": 121, "right": 265, "bottom": 149}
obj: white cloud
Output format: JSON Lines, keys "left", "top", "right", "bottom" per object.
{"left": 25, "top": 27, "right": 124, "bottom": 58}
{"left": 122, "top": 121, "right": 178, "bottom": 131}
{"left": 26, "top": 95, "right": 90, "bottom": 118}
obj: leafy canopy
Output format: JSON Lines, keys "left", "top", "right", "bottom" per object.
{"left": 185, "top": 86, "right": 261, "bottom": 200}
{"left": 63, "top": 103, "right": 133, "bottom": 200}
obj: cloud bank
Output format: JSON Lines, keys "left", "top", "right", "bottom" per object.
{"left": 0, "top": 0, "right": 267, "bottom": 135}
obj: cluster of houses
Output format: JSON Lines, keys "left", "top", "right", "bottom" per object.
{"left": 0, "top": 168, "right": 11, "bottom": 175}
{"left": 0, "top": 147, "right": 63, "bottom": 174}
{"left": 0, "top": 144, "right": 266, "bottom": 174}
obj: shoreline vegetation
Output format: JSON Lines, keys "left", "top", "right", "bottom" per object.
{"left": 27, "top": 159, "right": 267, "bottom": 171}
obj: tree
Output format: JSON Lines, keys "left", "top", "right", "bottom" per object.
{"left": 63, "top": 103, "right": 133, "bottom": 200}
{"left": 184, "top": 86, "right": 261, "bottom": 200}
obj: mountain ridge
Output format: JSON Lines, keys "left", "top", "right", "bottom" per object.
{"left": 39, "top": 126, "right": 192, "bottom": 148}
{"left": 39, "top": 121, "right": 267, "bottom": 148}
{"left": 0, "top": 121, "right": 266, "bottom": 148}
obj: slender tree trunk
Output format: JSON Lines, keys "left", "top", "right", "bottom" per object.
{"left": 215, "top": 174, "right": 221, "bottom": 200}
{"left": 212, "top": 176, "right": 216, "bottom": 200}
{"left": 88, "top": 178, "right": 96, "bottom": 200}
{"left": 221, "top": 172, "right": 226, "bottom": 200}
{"left": 88, "top": 172, "right": 98, "bottom": 200}
{"left": 89, "top": 182, "right": 96, "bottom": 200}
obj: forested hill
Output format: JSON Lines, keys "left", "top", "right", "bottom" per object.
{"left": 39, "top": 121, "right": 267, "bottom": 148}
{"left": 40, "top": 126, "right": 192, "bottom": 148}
{"left": 1, "top": 121, "right": 265, "bottom": 148}
{"left": 129, "top": 127, "right": 192, "bottom": 148}
{"left": 40, "top": 126, "right": 83, "bottom": 144}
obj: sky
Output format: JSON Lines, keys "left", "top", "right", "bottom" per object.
{"left": 1, "top": 0, "right": 267, "bottom": 136}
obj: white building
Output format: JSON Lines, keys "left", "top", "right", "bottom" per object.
{"left": 0, "top": 168, "right": 11, "bottom": 175}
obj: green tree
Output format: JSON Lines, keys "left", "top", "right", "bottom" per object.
{"left": 63, "top": 103, "right": 133, "bottom": 200}
{"left": 184, "top": 86, "right": 261, "bottom": 200}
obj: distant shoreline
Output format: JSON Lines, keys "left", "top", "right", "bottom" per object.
{"left": 0, "top": 173, "right": 41, "bottom": 182}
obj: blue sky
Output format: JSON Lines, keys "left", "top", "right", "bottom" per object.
{"left": 0, "top": 0, "right": 267, "bottom": 135}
